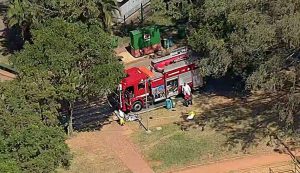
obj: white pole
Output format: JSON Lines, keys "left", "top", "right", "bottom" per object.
{"left": 145, "top": 79, "right": 148, "bottom": 109}
{"left": 145, "top": 78, "right": 150, "bottom": 132}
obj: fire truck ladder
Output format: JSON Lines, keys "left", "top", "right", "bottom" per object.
{"left": 151, "top": 47, "right": 189, "bottom": 71}
{"left": 152, "top": 47, "right": 188, "bottom": 63}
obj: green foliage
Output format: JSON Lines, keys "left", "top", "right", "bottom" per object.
{"left": 166, "top": 0, "right": 193, "bottom": 20}
{"left": 10, "top": 18, "right": 124, "bottom": 134}
{"left": 0, "top": 79, "right": 71, "bottom": 173}
{"left": 0, "top": 124, "right": 70, "bottom": 173}
{"left": 0, "top": 137, "right": 21, "bottom": 173}
{"left": 0, "top": 76, "right": 60, "bottom": 136}
{"left": 151, "top": 0, "right": 167, "bottom": 14}
{"left": 11, "top": 18, "right": 124, "bottom": 98}
{"left": 7, "top": 0, "right": 119, "bottom": 32}
{"left": 186, "top": 0, "right": 300, "bottom": 79}
{"left": 6, "top": 125, "right": 70, "bottom": 173}
{"left": 149, "top": 0, "right": 193, "bottom": 21}
{"left": 0, "top": 156, "right": 21, "bottom": 173}
{"left": 149, "top": 0, "right": 300, "bottom": 145}
{"left": 3, "top": 1, "right": 123, "bottom": 173}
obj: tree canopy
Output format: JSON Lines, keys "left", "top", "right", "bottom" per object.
{"left": 187, "top": 1, "right": 300, "bottom": 138}
{"left": 0, "top": 80, "right": 71, "bottom": 173}
{"left": 7, "top": 0, "right": 119, "bottom": 30}
{"left": 12, "top": 18, "right": 124, "bottom": 97}
{"left": 2, "top": 11, "right": 124, "bottom": 173}
{"left": 6, "top": 0, "right": 119, "bottom": 45}
{"left": 11, "top": 18, "right": 124, "bottom": 134}
{"left": 155, "top": 0, "right": 300, "bottom": 146}
{"left": 2, "top": 0, "right": 124, "bottom": 172}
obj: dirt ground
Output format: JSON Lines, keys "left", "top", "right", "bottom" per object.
{"left": 62, "top": 92, "right": 299, "bottom": 173}
{"left": 172, "top": 153, "right": 293, "bottom": 173}
{"left": 0, "top": 12, "right": 9, "bottom": 64}
{"left": 58, "top": 131, "right": 132, "bottom": 173}
{"left": 127, "top": 94, "right": 234, "bottom": 130}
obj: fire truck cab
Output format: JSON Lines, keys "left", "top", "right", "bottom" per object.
{"left": 117, "top": 47, "right": 203, "bottom": 112}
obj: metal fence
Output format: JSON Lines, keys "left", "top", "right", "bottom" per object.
{"left": 114, "top": 0, "right": 151, "bottom": 23}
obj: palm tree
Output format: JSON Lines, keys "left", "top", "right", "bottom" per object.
{"left": 95, "top": 0, "right": 120, "bottom": 32}
{"left": 7, "top": 0, "right": 29, "bottom": 29}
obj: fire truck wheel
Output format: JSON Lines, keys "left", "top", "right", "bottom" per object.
{"left": 132, "top": 101, "right": 143, "bottom": 112}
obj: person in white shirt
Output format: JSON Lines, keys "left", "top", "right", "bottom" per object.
{"left": 182, "top": 83, "right": 192, "bottom": 106}
{"left": 118, "top": 109, "right": 126, "bottom": 126}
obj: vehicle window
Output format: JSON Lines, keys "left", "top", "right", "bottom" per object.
{"left": 125, "top": 86, "right": 134, "bottom": 98}
{"left": 138, "top": 83, "right": 145, "bottom": 90}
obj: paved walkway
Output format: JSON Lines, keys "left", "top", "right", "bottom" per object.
{"left": 101, "top": 122, "right": 154, "bottom": 173}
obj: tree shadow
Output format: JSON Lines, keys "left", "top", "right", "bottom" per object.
{"left": 0, "top": 1, "right": 26, "bottom": 56}
{"left": 0, "top": 1, "right": 8, "bottom": 16}
{"left": 180, "top": 92, "right": 294, "bottom": 151}
{"left": 201, "top": 73, "right": 251, "bottom": 99}
{"left": 60, "top": 97, "right": 114, "bottom": 132}
{"left": 0, "top": 25, "right": 24, "bottom": 55}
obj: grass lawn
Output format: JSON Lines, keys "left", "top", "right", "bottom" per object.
{"left": 131, "top": 124, "right": 229, "bottom": 172}
{"left": 132, "top": 123, "right": 269, "bottom": 172}
{"left": 0, "top": 55, "right": 9, "bottom": 64}
{"left": 145, "top": 13, "right": 174, "bottom": 26}
{"left": 130, "top": 94, "right": 280, "bottom": 172}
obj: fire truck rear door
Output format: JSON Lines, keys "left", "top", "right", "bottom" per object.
{"left": 166, "top": 77, "right": 179, "bottom": 98}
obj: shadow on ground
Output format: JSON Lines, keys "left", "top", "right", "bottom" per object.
{"left": 60, "top": 97, "right": 114, "bottom": 132}
{"left": 179, "top": 91, "right": 298, "bottom": 152}
{"left": 175, "top": 74, "right": 300, "bottom": 152}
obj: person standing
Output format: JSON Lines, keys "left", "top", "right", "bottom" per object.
{"left": 118, "top": 109, "right": 126, "bottom": 126}
{"left": 182, "top": 83, "right": 192, "bottom": 106}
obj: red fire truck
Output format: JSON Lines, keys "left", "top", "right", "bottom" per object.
{"left": 116, "top": 47, "right": 203, "bottom": 112}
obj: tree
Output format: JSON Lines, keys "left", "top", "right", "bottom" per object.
{"left": 95, "top": 0, "right": 119, "bottom": 31}
{"left": 7, "top": 0, "right": 119, "bottom": 35}
{"left": 187, "top": 0, "right": 300, "bottom": 145}
{"left": 0, "top": 74, "right": 60, "bottom": 136}
{"left": 0, "top": 136, "right": 21, "bottom": 173}
{"left": 11, "top": 18, "right": 124, "bottom": 134}
{"left": 0, "top": 123, "right": 70, "bottom": 173}
{"left": 6, "top": 0, "right": 30, "bottom": 38}
{"left": 6, "top": 125, "right": 71, "bottom": 173}
{"left": 0, "top": 157, "right": 21, "bottom": 173}
{"left": 0, "top": 78, "right": 71, "bottom": 172}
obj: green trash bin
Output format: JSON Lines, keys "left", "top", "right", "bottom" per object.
{"left": 177, "top": 26, "right": 186, "bottom": 39}
{"left": 162, "top": 38, "right": 169, "bottom": 49}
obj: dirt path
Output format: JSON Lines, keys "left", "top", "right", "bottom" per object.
{"left": 172, "top": 153, "right": 292, "bottom": 173}
{"left": 101, "top": 122, "right": 154, "bottom": 173}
